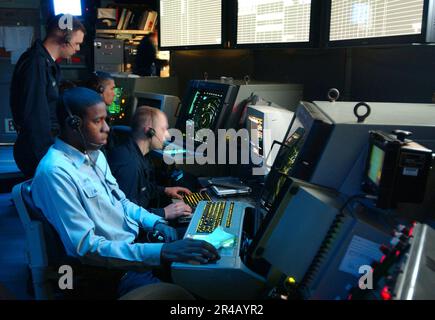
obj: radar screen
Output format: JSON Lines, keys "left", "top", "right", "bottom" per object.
{"left": 186, "top": 89, "right": 224, "bottom": 133}
{"left": 260, "top": 127, "right": 305, "bottom": 210}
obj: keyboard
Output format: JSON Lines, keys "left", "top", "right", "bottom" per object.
{"left": 196, "top": 201, "right": 235, "bottom": 234}
{"left": 177, "top": 192, "right": 213, "bottom": 224}
{"left": 172, "top": 200, "right": 260, "bottom": 300}
{"left": 183, "top": 191, "right": 212, "bottom": 208}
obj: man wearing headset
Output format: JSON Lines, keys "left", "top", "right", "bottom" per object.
{"left": 32, "top": 87, "right": 219, "bottom": 297}
{"left": 10, "top": 14, "right": 85, "bottom": 177}
{"left": 85, "top": 71, "right": 116, "bottom": 107}
{"left": 108, "top": 106, "right": 193, "bottom": 221}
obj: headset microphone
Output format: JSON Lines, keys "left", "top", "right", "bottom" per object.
{"left": 88, "top": 142, "right": 105, "bottom": 149}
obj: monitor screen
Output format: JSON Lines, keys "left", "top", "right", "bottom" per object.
{"left": 176, "top": 80, "right": 238, "bottom": 141}
{"left": 107, "top": 87, "right": 130, "bottom": 125}
{"left": 329, "top": 0, "right": 425, "bottom": 42}
{"left": 248, "top": 115, "right": 264, "bottom": 157}
{"left": 260, "top": 125, "right": 306, "bottom": 209}
{"left": 236, "top": 0, "right": 312, "bottom": 45}
{"left": 184, "top": 88, "right": 224, "bottom": 133}
{"left": 367, "top": 144, "right": 385, "bottom": 187}
{"left": 137, "top": 97, "right": 162, "bottom": 109}
{"left": 53, "top": 0, "right": 82, "bottom": 16}
{"left": 159, "top": 0, "right": 223, "bottom": 49}
{"left": 108, "top": 87, "right": 123, "bottom": 116}
{"left": 274, "top": 122, "right": 305, "bottom": 172}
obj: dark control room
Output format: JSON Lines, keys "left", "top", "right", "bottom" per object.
{"left": 0, "top": 0, "right": 434, "bottom": 307}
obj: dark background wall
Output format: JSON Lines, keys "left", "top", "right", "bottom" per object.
{"left": 171, "top": 45, "right": 435, "bottom": 104}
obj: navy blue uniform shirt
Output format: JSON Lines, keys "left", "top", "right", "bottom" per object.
{"left": 10, "top": 39, "right": 62, "bottom": 177}
{"left": 108, "top": 136, "right": 166, "bottom": 218}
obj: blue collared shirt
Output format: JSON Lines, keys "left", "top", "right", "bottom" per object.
{"left": 32, "top": 138, "right": 164, "bottom": 269}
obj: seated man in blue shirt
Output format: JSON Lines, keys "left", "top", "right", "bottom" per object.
{"left": 31, "top": 87, "right": 219, "bottom": 297}
{"left": 108, "top": 106, "right": 193, "bottom": 220}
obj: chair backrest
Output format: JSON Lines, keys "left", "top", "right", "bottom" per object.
{"left": 108, "top": 125, "right": 132, "bottom": 149}
{"left": 12, "top": 180, "right": 124, "bottom": 300}
{"left": 12, "top": 179, "right": 62, "bottom": 299}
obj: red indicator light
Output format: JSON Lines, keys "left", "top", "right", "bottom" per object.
{"left": 381, "top": 287, "right": 392, "bottom": 300}
{"left": 408, "top": 227, "right": 414, "bottom": 237}
{"left": 380, "top": 255, "right": 386, "bottom": 263}
{"left": 395, "top": 250, "right": 400, "bottom": 257}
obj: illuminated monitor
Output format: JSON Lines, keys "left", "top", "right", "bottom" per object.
{"left": 159, "top": 0, "right": 224, "bottom": 49}
{"left": 327, "top": 0, "right": 435, "bottom": 46}
{"left": 53, "top": 0, "right": 83, "bottom": 16}
{"left": 134, "top": 92, "right": 181, "bottom": 128}
{"left": 367, "top": 144, "right": 385, "bottom": 187}
{"left": 246, "top": 104, "right": 294, "bottom": 173}
{"left": 235, "top": 0, "right": 319, "bottom": 48}
{"left": 363, "top": 130, "right": 433, "bottom": 209}
{"left": 248, "top": 115, "right": 264, "bottom": 157}
{"left": 107, "top": 87, "right": 130, "bottom": 125}
{"left": 185, "top": 90, "right": 222, "bottom": 133}
{"left": 175, "top": 80, "right": 238, "bottom": 141}
{"left": 260, "top": 102, "right": 333, "bottom": 210}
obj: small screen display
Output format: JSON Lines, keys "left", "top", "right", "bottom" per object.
{"left": 261, "top": 126, "right": 305, "bottom": 210}
{"left": 368, "top": 144, "right": 385, "bottom": 186}
{"left": 248, "top": 115, "right": 264, "bottom": 157}
{"left": 108, "top": 87, "right": 123, "bottom": 116}
{"left": 53, "top": 0, "right": 82, "bottom": 16}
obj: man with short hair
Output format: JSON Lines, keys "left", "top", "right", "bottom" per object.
{"left": 10, "top": 14, "right": 86, "bottom": 177}
{"left": 108, "top": 106, "right": 193, "bottom": 220}
{"left": 32, "top": 87, "right": 219, "bottom": 297}
{"left": 85, "top": 71, "right": 116, "bottom": 106}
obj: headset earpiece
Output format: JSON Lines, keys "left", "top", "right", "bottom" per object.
{"left": 65, "top": 29, "right": 72, "bottom": 44}
{"left": 68, "top": 114, "right": 82, "bottom": 131}
{"left": 91, "top": 72, "right": 105, "bottom": 94}
{"left": 63, "top": 95, "right": 82, "bottom": 131}
{"left": 146, "top": 127, "right": 156, "bottom": 139}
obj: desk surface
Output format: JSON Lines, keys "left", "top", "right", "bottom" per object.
{"left": 197, "top": 176, "right": 265, "bottom": 207}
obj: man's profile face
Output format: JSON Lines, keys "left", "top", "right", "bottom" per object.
{"left": 82, "top": 102, "right": 110, "bottom": 150}
{"left": 60, "top": 30, "right": 84, "bottom": 59}
{"left": 102, "top": 79, "right": 116, "bottom": 106}
{"left": 150, "top": 112, "right": 170, "bottom": 150}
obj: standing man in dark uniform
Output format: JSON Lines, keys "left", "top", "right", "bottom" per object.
{"left": 10, "top": 14, "right": 86, "bottom": 177}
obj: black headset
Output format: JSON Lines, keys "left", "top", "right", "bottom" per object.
{"left": 64, "top": 27, "right": 73, "bottom": 45}
{"left": 62, "top": 95, "right": 82, "bottom": 131}
{"left": 146, "top": 127, "right": 165, "bottom": 147}
{"left": 145, "top": 127, "right": 156, "bottom": 139}
{"left": 97, "top": 84, "right": 105, "bottom": 94}
{"left": 144, "top": 109, "right": 157, "bottom": 139}
{"left": 90, "top": 71, "right": 106, "bottom": 94}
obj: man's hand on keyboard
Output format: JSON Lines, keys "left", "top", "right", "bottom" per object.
{"left": 164, "top": 186, "right": 192, "bottom": 200}
{"left": 161, "top": 239, "right": 221, "bottom": 264}
{"left": 164, "top": 202, "right": 192, "bottom": 220}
